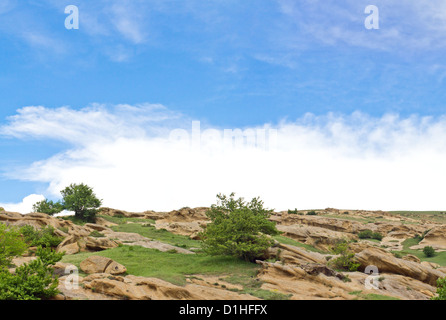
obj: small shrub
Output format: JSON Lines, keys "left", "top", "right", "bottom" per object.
{"left": 0, "top": 246, "right": 64, "bottom": 300}
{"left": 306, "top": 211, "right": 317, "bottom": 216}
{"left": 358, "top": 229, "right": 383, "bottom": 241}
{"left": 328, "top": 240, "right": 360, "bottom": 272}
{"left": 423, "top": 246, "right": 436, "bottom": 258}
{"left": 287, "top": 209, "right": 301, "bottom": 215}
{"left": 20, "top": 225, "right": 62, "bottom": 248}
{"left": 371, "top": 232, "right": 383, "bottom": 241}
{"left": 358, "top": 230, "right": 373, "bottom": 239}
{"left": 0, "top": 224, "right": 28, "bottom": 267}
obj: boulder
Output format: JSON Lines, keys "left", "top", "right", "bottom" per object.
{"left": 85, "top": 236, "right": 120, "bottom": 251}
{"left": 80, "top": 256, "right": 127, "bottom": 275}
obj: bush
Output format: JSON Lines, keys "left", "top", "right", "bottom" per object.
{"left": 0, "top": 224, "right": 28, "bottom": 267}
{"left": 306, "top": 211, "right": 317, "bottom": 216}
{"left": 200, "top": 193, "right": 279, "bottom": 262}
{"left": 20, "top": 225, "right": 62, "bottom": 248}
{"left": 287, "top": 209, "right": 300, "bottom": 215}
{"left": 371, "top": 232, "right": 383, "bottom": 241}
{"left": 358, "top": 230, "right": 383, "bottom": 241}
{"left": 423, "top": 246, "right": 436, "bottom": 258}
{"left": 328, "top": 240, "right": 360, "bottom": 272}
{"left": 32, "top": 199, "right": 64, "bottom": 216}
{"left": 61, "top": 183, "right": 102, "bottom": 222}
{"left": 358, "top": 230, "right": 373, "bottom": 239}
{"left": 0, "top": 247, "right": 64, "bottom": 300}
{"left": 432, "top": 277, "right": 446, "bottom": 300}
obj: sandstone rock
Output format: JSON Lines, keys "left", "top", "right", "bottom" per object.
{"left": 274, "top": 243, "right": 328, "bottom": 265}
{"left": 58, "top": 242, "right": 81, "bottom": 255}
{"left": 155, "top": 221, "right": 206, "bottom": 239}
{"left": 421, "top": 261, "right": 441, "bottom": 269}
{"left": 80, "top": 256, "right": 127, "bottom": 275}
{"left": 99, "top": 207, "right": 147, "bottom": 219}
{"left": 85, "top": 236, "right": 120, "bottom": 251}
{"left": 53, "top": 262, "right": 78, "bottom": 277}
{"left": 95, "top": 217, "right": 118, "bottom": 228}
{"left": 73, "top": 273, "right": 258, "bottom": 300}
{"left": 402, "top": 255, "right": 421, "bottom": 263}
{"left": 84, "top": 223, "right": 113, "bottom": 233}
{"left": 410, "top": 225, "right": 446, "bottom": 251}
{"left": 276, "top": 224, "right": 355, "bottom": 251}
{"left": 355, "top": 248, "right": 445, "bottom": 286}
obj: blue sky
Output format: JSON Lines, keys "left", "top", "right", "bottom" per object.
{"left": 1, "top": 0, "right": 446, "bottom": 212}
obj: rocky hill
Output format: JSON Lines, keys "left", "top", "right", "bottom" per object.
{"left": 1, "top": 207, "right": 445, "bottom": 300}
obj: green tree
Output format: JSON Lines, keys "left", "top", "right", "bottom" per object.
{"left": 0, "top": 224, "right": 28, "bottom": 267}
{"left": 61, "top": 183, "right": 102, "bottom": 222}
{"left": 32, "top": 199, "right": 64, "bottom": 216}
{"left": 200, "top": 193, "right": 279, "bottom": 262}
{"left": 432, "top": 277, "right": 446, "bottom": 300}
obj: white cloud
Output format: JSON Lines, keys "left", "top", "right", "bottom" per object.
{"left": 0, "top": 194, "right": 45, "bottom": 214}
{"left": 2, "top": 105, "right": 446, "bottom": 212}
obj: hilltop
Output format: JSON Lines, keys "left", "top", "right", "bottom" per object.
{"left": 1, "top": 206, "right": 445, "bottom": 300}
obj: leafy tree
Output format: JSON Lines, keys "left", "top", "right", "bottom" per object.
{"left": 432, "top": 277, "right": 446, "bottom": 300}
{"left": 32, "top": 199, "right": 64, "bottom": 216}
{"left": 0, "top": 246, "right": 64, "bottom": 300}
{"left": 0, "top": 223, "right": 28, "bottom": 267}
{"left": 200, "top": 193, "right": 279, "bottom": 262}
{"left": 61, "top": 183, "right": 102, "bottom": 222}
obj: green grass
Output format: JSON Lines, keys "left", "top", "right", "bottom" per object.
{"left": 62, "top": 245, "right": 259, "bottom": 286}
{"left": 109, "top": 222, "right": 200, "bottom": 250}
{"left": 98, "top": 215, "right": 156, "bottom": 225}
{"left": 349, "top": 290, "right": 399, "bottom": 300}
{"left": 392, "top": 237, "right": 446, "bottom": 267}
{"left": 388, "top": 211, "right": 446, "bottom": 224}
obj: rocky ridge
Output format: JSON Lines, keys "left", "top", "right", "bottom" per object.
{"left": 1, "top": 206, "right": 445, "bottom": 300}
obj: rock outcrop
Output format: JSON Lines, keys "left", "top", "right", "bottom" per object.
{"left": 355, "top": 247, "right": 445, "bottom": 286}
{"left": 80, "top": 256, "right": 127, "bottom": 275}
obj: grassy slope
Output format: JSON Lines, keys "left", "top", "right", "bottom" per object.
{"left": 395, "top": 237, "right": 446, "bottom": 266}
{"left": 62, "top": 215, "right": 302, "bottom": 299}
{"left": 62, "top": 245, "right": 258, "bottom": 286}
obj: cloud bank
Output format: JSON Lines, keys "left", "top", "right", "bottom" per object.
{"left": 1, "top": 105, "right": 446, "bottom": 213}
